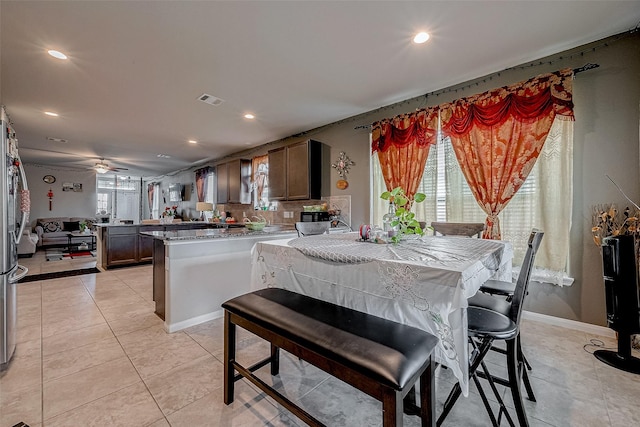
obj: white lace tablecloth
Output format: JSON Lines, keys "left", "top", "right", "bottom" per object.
{"left": 250, "top": 232, "right": 513, "bottom": 396}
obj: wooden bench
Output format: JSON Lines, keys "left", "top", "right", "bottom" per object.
{"left": 222, "top": 288, "right": 438, "bottom": 427}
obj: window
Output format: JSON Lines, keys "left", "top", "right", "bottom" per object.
{"left": 204, "top": 174, "right": 215, "bottom": 219}
{"left": 96, "top": 175, "right": 142, "bottom": 223}
{"left": 372, "top": 118, "right": 573, "bottom": 286}
{"left": 252, "top": 155, "right": 269, "bottom": 210}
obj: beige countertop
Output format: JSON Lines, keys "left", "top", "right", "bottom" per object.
{"left": 140, "top": 225, "right": 296, "bottom": 241}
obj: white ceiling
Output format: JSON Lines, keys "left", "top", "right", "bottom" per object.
{"left": 2, "top": 1, "right": 639, "bottom": 178}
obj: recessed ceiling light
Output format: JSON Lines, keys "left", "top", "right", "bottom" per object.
{"left": 413, "top": 32, "right": 430, "bottom": 44}
{"left": 244, "top": 113, "right": 255, "bottom": 119}
{"left": 48, "top": 50, "right": 68, "bottom": 60}
{"left": 188, "top": 140, "right": 198, "bottom": 144}
{"left": 44, "top": 111, "right": 59, "bottom": 117}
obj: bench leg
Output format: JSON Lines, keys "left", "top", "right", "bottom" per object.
{"left": 382, "top": 389, "right": 403, "bottom": 427}
{"left": 223, "top": 310, "right": 236, "bottom": 405}
{"left": 271, "top": 343, "right": 280, "bottom": 376}
{"left": 420, "top": 357, "right": 435, "bottom": 427}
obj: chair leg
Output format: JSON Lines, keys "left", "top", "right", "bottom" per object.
{"left": 382, "top": 389, "right": 403, "bottom": 427}
{"left": 223, "top": 311, "right": 236, "bottom": 405}
{"left": 517, "top": 335, "right": 536, "bottom": 402}
{"left": 270, "top": 343, "right": 280, "bottom": 376}
{"left": 438, "top": 337, "right": 493, "bottom": 426}
{"left": 471, "top": 371, "right": 500, "bottom": 427}
{"left": 436, "top": 382, "right": 462, "bottom": 426}
{"left": 506, "top": 338, "right": 529, "bottom": 427}
{"left": 419, "top": 357, "right": 436, "bottom": 427}
{"left": 478, "top": 360, "right": 516, "bottom": 427}
{"left": 489, "top": 338, "right": 535, "bottom": 401}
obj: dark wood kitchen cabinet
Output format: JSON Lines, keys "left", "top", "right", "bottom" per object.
{"left": 267, "top": 147, "right": 286, "bottom": 200}
{"left": 98, "top": 223, "right": 211, "bottom": 269}
{"left": 216, "top": 162, "right": 228, "bottom": 204}
{"left": 268, "top": 139, "right": 322, "bottom": 201}
{"left": 216, "top": 159, "right": 251, "bottom": 204}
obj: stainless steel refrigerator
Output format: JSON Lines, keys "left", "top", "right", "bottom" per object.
{"left": 1, "top": 106, "right": 29, "bottom": 368}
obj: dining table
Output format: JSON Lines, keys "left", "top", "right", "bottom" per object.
{"left": 249, "top": 232, "right": 513, "bottom": 396}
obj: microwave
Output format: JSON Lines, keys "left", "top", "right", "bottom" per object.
{"left": 300, "top": 211, "right": 330, "bottom": 222}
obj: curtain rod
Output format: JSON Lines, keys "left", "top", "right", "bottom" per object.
{"left": 355, "top": 63, "right": 600, "bottom": 130}
{"left": 573, "top": 63, "right": 600, "bottom": 74}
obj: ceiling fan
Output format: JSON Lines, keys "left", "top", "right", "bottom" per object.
{"left": 94, "top": 159, "right": 129, "bottom": 174}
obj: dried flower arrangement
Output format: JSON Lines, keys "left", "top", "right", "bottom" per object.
{"left": 591, "top": 204, "right": 639, "bottom": 246}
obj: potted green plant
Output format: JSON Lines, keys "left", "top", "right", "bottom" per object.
{"left": 380, "top": 186, "right": 426, "bottom": 243}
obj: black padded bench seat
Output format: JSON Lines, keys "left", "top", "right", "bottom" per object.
{"left": 222, "top": 288, "right": 439, "bottom": 427}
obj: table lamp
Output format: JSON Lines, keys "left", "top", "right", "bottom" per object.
{"left": 196, "top": 202, "right": 213, "bottom": 221}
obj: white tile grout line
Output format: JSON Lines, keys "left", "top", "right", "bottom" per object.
{"left": 522, "top": 310, "right": 616, "bottom": 338}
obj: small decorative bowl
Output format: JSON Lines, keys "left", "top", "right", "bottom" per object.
{"left": 245, "top": 221, "right": 266, "bottom": 231}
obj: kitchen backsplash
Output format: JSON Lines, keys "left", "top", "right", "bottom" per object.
{"left": 219, "top": 195, "right": 352, "bottom": 229}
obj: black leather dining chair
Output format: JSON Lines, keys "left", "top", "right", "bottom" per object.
{"left": 437, "top": 229, "right": 544, "bottom": 427}
{"left": 473, "top": 232, "right": 539, "bottom": 376}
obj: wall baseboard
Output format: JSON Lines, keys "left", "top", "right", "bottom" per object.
{"left": 522, "top": 310, "right": 616, "bottom": 338}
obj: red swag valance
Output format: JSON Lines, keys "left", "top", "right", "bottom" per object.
{"left": 371, "top": 107, "right": 439, "bottom": 154}
{"left": 441, "top": 68, "right": 574, "bottom": 239}
{"left": 370, "top": 107, "right": 439, "bottom": 199}
{"left": 441, "top": 68, "right": 574, "bottom": 135}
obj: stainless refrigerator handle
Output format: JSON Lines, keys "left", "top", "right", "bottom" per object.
{"left": 15, "top": 154, "right": 29, "bottom": 245}
{"left": 10, "top": 264, "right": 29, "bottom": 283}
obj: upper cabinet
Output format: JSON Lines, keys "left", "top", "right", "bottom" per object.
{"left": 268, "top": 140, "right": 322, "bottom": 201}
{"left": 216, "top": 162, "right": 228, "bottom": 204}
{"left": 216, "top": 159, "right": 251, "bottom": 204}
{"left": 267, "top": 147, "right": 286, "bottom": 200}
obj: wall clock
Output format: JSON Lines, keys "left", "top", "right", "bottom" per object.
{"left": 43, "top": 175, "right": 56, "bottom": 184}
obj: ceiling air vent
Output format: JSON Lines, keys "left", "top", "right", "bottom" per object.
{"left": 46, "top": 137, "right": 68, "bottom": 143}
{"left": 198, "top": 93, "right": 224, "bottom": 106}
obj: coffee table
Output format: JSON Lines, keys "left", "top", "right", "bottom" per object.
{"left": 66, "top": 232, "right": 96, "bottom": 258}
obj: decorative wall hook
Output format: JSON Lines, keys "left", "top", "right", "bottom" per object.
{"left": 332, "top": 151, "right": 355, "bottom": 190}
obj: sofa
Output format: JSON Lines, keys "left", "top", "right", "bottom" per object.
{"left": 34, "top": 217, "right": 96, "bottom": 248}
{"left": 17, "top": 227, "right": 38, "bottom": 257}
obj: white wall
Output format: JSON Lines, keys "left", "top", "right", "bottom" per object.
{"left": 23, "top": 164, "right": 97, "bottom": 226}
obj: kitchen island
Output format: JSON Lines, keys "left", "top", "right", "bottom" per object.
{"left": 95, "top": 221, "right": 213, "bottom": 269}
{"left": 142, "top": 227, "right": 296, "bottom": 332}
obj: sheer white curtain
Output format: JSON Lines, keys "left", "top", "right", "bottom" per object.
{"left": 371, "top": 118, "right": 574, "bottom": 286}
{"left": 152, "top": 183, "right": 160, "bottom": 219}
{"left": 371, "top": 144, "right": 438, "bottom": 227}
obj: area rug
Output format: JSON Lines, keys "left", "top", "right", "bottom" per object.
{"left": 18, "top": 267, "right": 100, "bottom": 283}
{"left": 62, "top": 251, "right": 96, "bottom": 258}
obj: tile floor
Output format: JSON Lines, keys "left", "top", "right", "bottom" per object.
{"left": 2, "top": 250, "right": 640, "bottom": 426}
{"left": 18, "top": 249, "right": 98, "bottom": 277}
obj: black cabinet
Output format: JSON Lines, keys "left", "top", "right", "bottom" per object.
{"left": 595, "top": 235, "right": 640, "bottom": 373}
{"left": 216, "top": 159, "right": 251, "bottom": 204}
{"left": 268, "top": 140, "right": 322, "bottom": 201}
